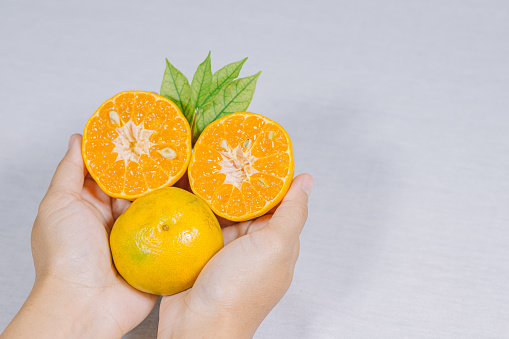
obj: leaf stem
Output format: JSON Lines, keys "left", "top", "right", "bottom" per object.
{"left": 190, "top": 108, "right": 199, "bottom": 145}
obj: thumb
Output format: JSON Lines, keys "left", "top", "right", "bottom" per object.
{"left": 264, "top": 173, "right": 313, "bottom": 241}
{"left": 47, "top": 134, "right": 87, "bottom": 196}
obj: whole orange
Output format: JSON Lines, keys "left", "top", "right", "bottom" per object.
{"left": 110, "top": 187, "right": 223, "bottom": 295}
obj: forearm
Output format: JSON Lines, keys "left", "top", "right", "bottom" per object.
{"left": 1, "top": 276, "right": 120, "bottom": 339}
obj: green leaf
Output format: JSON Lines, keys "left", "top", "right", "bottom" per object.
{"left": 200, "top": 57, "right": 248, "bottom": 108}
{"left": 196, "top": 71, "right": 261, "bottom": 136}
{"left": 160, "top": 58, "right": 194, "bottom": 123}
{"left": 191, "top": 51, "right": 212, "bottom": 109}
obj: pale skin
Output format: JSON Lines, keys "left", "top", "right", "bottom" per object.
{"left": 1, "top": 134, "right": 313, "bottom": 339}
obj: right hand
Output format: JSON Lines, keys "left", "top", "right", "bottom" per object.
{"left": 158, "top": 173, "right": 313, "bottom": 338}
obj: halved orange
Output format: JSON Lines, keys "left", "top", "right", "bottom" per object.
{"left": 188, "top": 112, "right": 294, "bottom": 221}
{"left": 82, "top": 91, "right": 191, "bottom": 200}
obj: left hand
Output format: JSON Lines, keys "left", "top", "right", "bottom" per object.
{"left": 1, "top": 134, "right": 158, "bottom": 339}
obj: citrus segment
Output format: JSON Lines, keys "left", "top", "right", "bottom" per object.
{"left": 113, "top": 92, "right": 135, "bottom": 122}
{"left": 124, "top": 162, "right": 147, "bottom": 196}
{"left": 85, "top": 117, "right": 119, "bottom": 141}
{"left": 192, "top": 173, "right": 226, "bottom": 201}
{"left": 194, "top": 119, "right": 225, "bottom": 150}
{"left": 139, "top": 155, "right": 171, "bottom": 189}
{"left": 222, "top": 114, "right": 248, "bottom": 148}
{"left": 211, "top": 184, "right": 234, "bottom": 215}
{"left": 132, "top": 92, "right": 157, "bottom": 125}
{"left": 241, "top": 182, "right": 266, "bottom": 214}
{"left": 237, "top": 115, "right": 267, "bottom": 146}
{"left": 189, "top": 161, "right": 221, "bottom": 178}
{"left": 227, "top": 187, "right": 247, "bottom": 218}
{"left": 101, "top": 161, "right": 126, "bottom": 195}
{"left": 250, "top": 125, "right": 290, "bottom": 158}
{"left": 149, "top": 143, "right": 188, "bottom": 177}
{"left": 143, "top": 102, "right": 176, "bottom": 132}
{"left": 189, "top": 112, "right": 294, "bottom": 221}
{"left": 252, "top": 152, "right": 291, "bottom": 178}
{"left": 250, "top": 172, "right": 284, "bottom": 201}
{"left": 82, "top": 140, "right": 117, "bottom": 177}
{"left": 150, "top": 116, "right": 188, "bottom": 144}
{"left": 82, "top": 91, "right": 191, "bottom": 200}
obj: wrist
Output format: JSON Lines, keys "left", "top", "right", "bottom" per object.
{"left": 159, "top": 318, "right": 249, "bottom": 339}
{"left": 2, "top": 274, "right": 122, "bottom": 339}
{"left": 158, "top": 300, "right": 253, "bottom": 339}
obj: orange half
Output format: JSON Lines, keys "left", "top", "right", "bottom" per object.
{"left": 189, "top": 112, "right": 294, "bottom": 221}
{"left": 82, "top": 91, "right": 191, "bottom": 200}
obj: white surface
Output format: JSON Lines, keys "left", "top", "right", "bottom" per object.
{"left": 1, "top": 0, "right": 509, "bottom": 338}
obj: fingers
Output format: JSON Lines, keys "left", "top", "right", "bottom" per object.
{"left": 221, "top": 174, "right": 313, "bottom": 246}
{"left": 112, "top": 198, "right": 131, "bottom": 220}
{"left": 221, "top": 215, "right": 271, "bottom": 245}
{"left": 267, "top": 202, "right": 281, "bottom": 215}
{"left": 47, "top": 134, "right": 87, "bottom": 197}
{"left": 82, "top": 173, "right": 110, "bottom": 206}
{"left": 264, "top": 173, "right": 313, "bottom": 241}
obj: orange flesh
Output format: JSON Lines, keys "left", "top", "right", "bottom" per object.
{"left": 82, "top": 91, "right": 191, "bottom": 200}
{"left": 189, "top": 113, "right": 294, "bottom": 221}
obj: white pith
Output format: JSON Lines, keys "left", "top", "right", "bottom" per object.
{"left": 112, "top": 120, "right": 154, "bottom": 163}
{"left": 219, "top": 143, "right": 259, "bottom": 190}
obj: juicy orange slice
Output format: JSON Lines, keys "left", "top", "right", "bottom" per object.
{"left": 82, "top": 91, "right": 191, "bottom": 200}
{"left": 189, "top": 112, "right": 294, "bottom": 221}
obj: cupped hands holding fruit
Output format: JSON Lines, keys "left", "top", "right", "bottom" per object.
{"left": 1, "top": 53, "right": 313, "bottom": 338}
{"left": 82, "top": 54, "right": 296, "bottom": 296}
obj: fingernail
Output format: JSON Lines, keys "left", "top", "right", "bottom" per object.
{"left": 301, "top": 175, "right": 314, "bottom": 196}
{"left": 68, "top": 135, "right": 75, "bottom": 149}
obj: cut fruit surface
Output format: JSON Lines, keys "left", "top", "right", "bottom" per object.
{"left": 82, "top": 91, "right": 192, "bottom": 200}
{"left": 189, "top": 112, "right": 294, "bottom": 221}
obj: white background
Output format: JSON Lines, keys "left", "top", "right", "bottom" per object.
{"left": 1, "top": 0, "right": 509, "bottom": 337}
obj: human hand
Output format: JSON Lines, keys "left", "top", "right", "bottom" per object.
{"left": 158, "top": 173, "right": 313, "bottom": 338}
{"left": 1, "top": 134, "right": 158, "bottom": 339}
